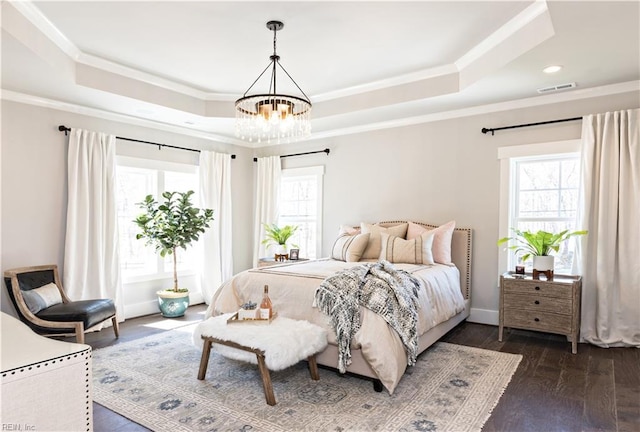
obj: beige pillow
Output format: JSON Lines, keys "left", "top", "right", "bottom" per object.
{"left": 331, "top": 233, "right": 370, "bottom": 262}
{"left": 406, "top": 220, "right": 456, "bottom": 264}
{"left": 379, "top": 232, "right": 435, "bottom": 264}
{"left": 360, "top": 223, "right": 409, "bottom": 260}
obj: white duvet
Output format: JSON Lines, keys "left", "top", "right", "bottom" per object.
{"left": 204, "top": 258, "right": 465, "bottom": 393}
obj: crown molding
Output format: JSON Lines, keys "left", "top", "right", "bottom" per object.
{"left": 0, "top": 90, "right": 248, "bottom": 147}
{"left": 306, "top": 80, "right": 640, "bottom": 142}
{"left": 3, "top": 82, "right": 637, "bottom": 148}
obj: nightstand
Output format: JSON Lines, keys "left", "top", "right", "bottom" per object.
{"left": 258, "top": 258, "right": 309, "bottom": 268}
{"left": 499, "top": 272, "right": 582, "bottom": 354}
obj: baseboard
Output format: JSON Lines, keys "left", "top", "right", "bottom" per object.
{"left": 468, "top": 308, "right": 499, "bottom": 326}
{"left": 123, "top": 293, "right": 205, "bottom": 320}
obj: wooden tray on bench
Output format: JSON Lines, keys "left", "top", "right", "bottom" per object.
{"left": 226, "top": 312, "right": 278, "bottom": 325}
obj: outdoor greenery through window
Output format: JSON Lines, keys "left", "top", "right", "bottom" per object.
{"left": 509, "top": 154, "right": 580, "bottom": 273}
{"left": 278, "top": 166, "right": 324, "bottom": 259}
{"left": 116, "top": 157, "right": 199, "bottom": 281}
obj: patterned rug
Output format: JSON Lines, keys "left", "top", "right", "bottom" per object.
{"left": 93, "top": 324, "right": 521, "bottom": 432}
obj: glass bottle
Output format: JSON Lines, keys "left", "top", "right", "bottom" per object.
{"left": 259, "top": 285, "right": 273, "bottom": 319}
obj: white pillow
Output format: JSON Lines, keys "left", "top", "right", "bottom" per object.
{"left": 331, "top": 233, "right": 370, "bottom": 262}
{"left": 360, "top": 223, "right": 409, "bottom": 260}
{"left": 379, "top": 232, "right": 435, "bottom": 264}
{"left": 21, "top": 282, "right": 63, "bottom": 314}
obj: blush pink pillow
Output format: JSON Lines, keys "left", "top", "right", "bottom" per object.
{"left": 407, "top": 220, "right": 456, "bottom": 264}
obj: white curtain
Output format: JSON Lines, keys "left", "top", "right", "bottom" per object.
{"left": 253, "top": 156, "right": 281, "bottom": 267}
{"left": 198, "top": 151, "right": 233, "bottom": 304}
{"left": 64, "top": 128, "right": 123, "bottom": 322}
{"left": 575, "top": 109, "right": 640, "bottom": 347}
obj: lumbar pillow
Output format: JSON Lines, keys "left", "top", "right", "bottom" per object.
{"left": 406, "top": 220, "right": 456, "bottom": 264}
{"left": 360, "top": 223, "right": 409, "bottom": 260}
{"left": 331, "top": 233, "right": 370, "bottom": 262}
{"left": 379, "top": 232, "right": 435, "bottom": 264}
{"left": 21, "top": 282, "right": 63, "bottom": 314}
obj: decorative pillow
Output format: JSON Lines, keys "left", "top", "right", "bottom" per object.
{"left": 360, "top": 223, "right": 409, "bottom": 260}
{"left": 331, "top": 233, "right": 370, "bottom": 262}
{"left": 379, "top": 232, "right": 435, "bottom": 264}
{"left": 21, "top": 282, "right": 63, "bottom": 314}
{"left": 406, "top": 220, "right": 456, "bottom": 264}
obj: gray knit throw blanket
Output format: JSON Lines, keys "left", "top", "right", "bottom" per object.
{"left": 315, "top": 260, "right": 421, "bottom": 373}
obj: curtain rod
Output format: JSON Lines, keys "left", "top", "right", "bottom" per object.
{"left": 58, "top": 125, "right": 236, "bottom": 159}
{"left": 481, "top": 117, "right": 582, "bottom": 136}
{"left": 253, "top": 148, "right": 330, "bottom": 162}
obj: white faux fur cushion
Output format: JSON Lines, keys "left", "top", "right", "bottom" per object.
{"left": 193, "top": 313, "right": 328, "bottom": 371}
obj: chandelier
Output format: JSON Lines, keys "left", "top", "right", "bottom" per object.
{"left": 235, "top": 20, "right": 312, "bottom": 144}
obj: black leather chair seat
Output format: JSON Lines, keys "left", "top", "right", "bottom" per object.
{"left": 37, "top": 299, "right": 116, "bottom": 330}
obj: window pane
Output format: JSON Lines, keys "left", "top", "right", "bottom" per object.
{"left": 116, "top": 166, "right": 157, "bottom": 277}
{"left": 511, "top": 155, "right": 580, "bottom": 275}
{"left": 279, "top": 171, "right": 322, "bottom": 259}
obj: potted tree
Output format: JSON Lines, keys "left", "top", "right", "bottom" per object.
{"left": 261, "top": 223, "right": 299, "bottom": 256}
{"left": 134, "top": 190, "right": 214, "bottom": 317}
{"left": 497, "top": 228, "right": 587, "bottom": 271}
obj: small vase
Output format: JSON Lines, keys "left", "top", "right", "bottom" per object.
{"left": 532, "top": 255, "right": 554, "bottom": 271}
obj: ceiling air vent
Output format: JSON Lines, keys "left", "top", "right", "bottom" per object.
{"left": 537, "top": 82, "right": 577, "bottom": 94}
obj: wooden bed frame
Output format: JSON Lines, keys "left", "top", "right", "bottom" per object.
{"left": 314, "top": 221, "right": 473, "bottom": 389}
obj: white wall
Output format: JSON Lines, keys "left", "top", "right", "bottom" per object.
{"left": 1, "top": 100, "right": 254, "bottom": 317}
{"left": 257, "top": 91, "right": 640, "bottom": 325}
{"left": 3, "top": 92, "right": 638, "bottom": 323}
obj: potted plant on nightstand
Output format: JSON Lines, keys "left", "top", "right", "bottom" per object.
{"left": 262, "top": 223, "right": 299, "bottom": 256}
{"left": 134, "top": 190, "right": 214, "bottom": 318}
{"left": 497, "top": 228, "right": 587, "bottom": 272}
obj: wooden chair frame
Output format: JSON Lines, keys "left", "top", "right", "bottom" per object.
{"left": 4, "top": 264, "right": 119, "bottom": 344}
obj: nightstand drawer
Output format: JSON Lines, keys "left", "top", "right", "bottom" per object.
{"left": 503, "top": 309, "right": 572, "bottom": 335}
{"left": 502, "top": 279, "right": 571, "bottom": 299}
{"left": 503, "top": 293, "right": 572, "bottom": 314}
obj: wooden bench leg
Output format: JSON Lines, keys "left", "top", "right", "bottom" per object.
{"left": 198, "top": 339, "right": 213, "bottom": 380}
{"left": 256, "top": 352, "right": 276, "bottom": 406}
{"left": 307, "top": 355, "right": 319, "bottom": 381}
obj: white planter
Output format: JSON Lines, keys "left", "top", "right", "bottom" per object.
{"left": 275, "top": 244, "right": 288, "bottom": 255}
{"left": 532, "top": 255, "right": 555, "bottom": 271}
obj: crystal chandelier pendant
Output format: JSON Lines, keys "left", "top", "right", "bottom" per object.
{"left": 235, "top": 21, "right": 312, "bottom": 144}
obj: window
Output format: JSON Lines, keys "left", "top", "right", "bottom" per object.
{"left": 116, "top": 156, "right": 199, "bottom": 281}
{"left": 278, "top": 166, "right": 324, "bottom": 259}
{"left": 498, "top": 140, "right": 581, "bottom": 275}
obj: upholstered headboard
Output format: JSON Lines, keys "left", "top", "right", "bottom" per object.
{"left": 376, "top": 221, "right": 472, "bottom": 300}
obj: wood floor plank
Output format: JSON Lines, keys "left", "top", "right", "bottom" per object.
{"left": 613, "top": 346, "right": 640, "bottom": 432}
{"left": 583, "top": 351, "right": 617, "bottom": 432}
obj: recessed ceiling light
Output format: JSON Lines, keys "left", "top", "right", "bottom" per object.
{"left": 543, "top": 65, "right": 562, "bottom": 74}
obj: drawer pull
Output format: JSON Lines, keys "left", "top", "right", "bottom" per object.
{"left": 535, "top": 286, "right": 541, "bottom": 291}
{"left": 534, "top": 300, "right": 540, "bottom": 305}
{"left": 534, "top": 318, "right": 540, "bottom": 322}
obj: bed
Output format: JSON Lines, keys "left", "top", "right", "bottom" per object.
{"left": 203, "top": 221, "right": 472, "bottom": 394}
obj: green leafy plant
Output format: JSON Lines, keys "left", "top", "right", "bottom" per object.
{"left": 497, "top": 228, "right": 587, "bottom": 263}
{"left": 134, "top": 191, "right": 214, "bottom": 292}
{"left": 261, "top": 223, "right": 299, "bottom": 249}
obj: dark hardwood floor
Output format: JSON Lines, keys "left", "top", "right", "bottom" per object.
{"left": 75, "top": 305, "right": 639, "bottom": 432}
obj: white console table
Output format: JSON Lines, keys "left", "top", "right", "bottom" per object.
{"left": 1, "top": 312, "right": 93, "bottom": 431}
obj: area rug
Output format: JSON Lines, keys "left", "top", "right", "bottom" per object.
{"left": 92, "top": 324, "right": 521, "bottom": 432}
